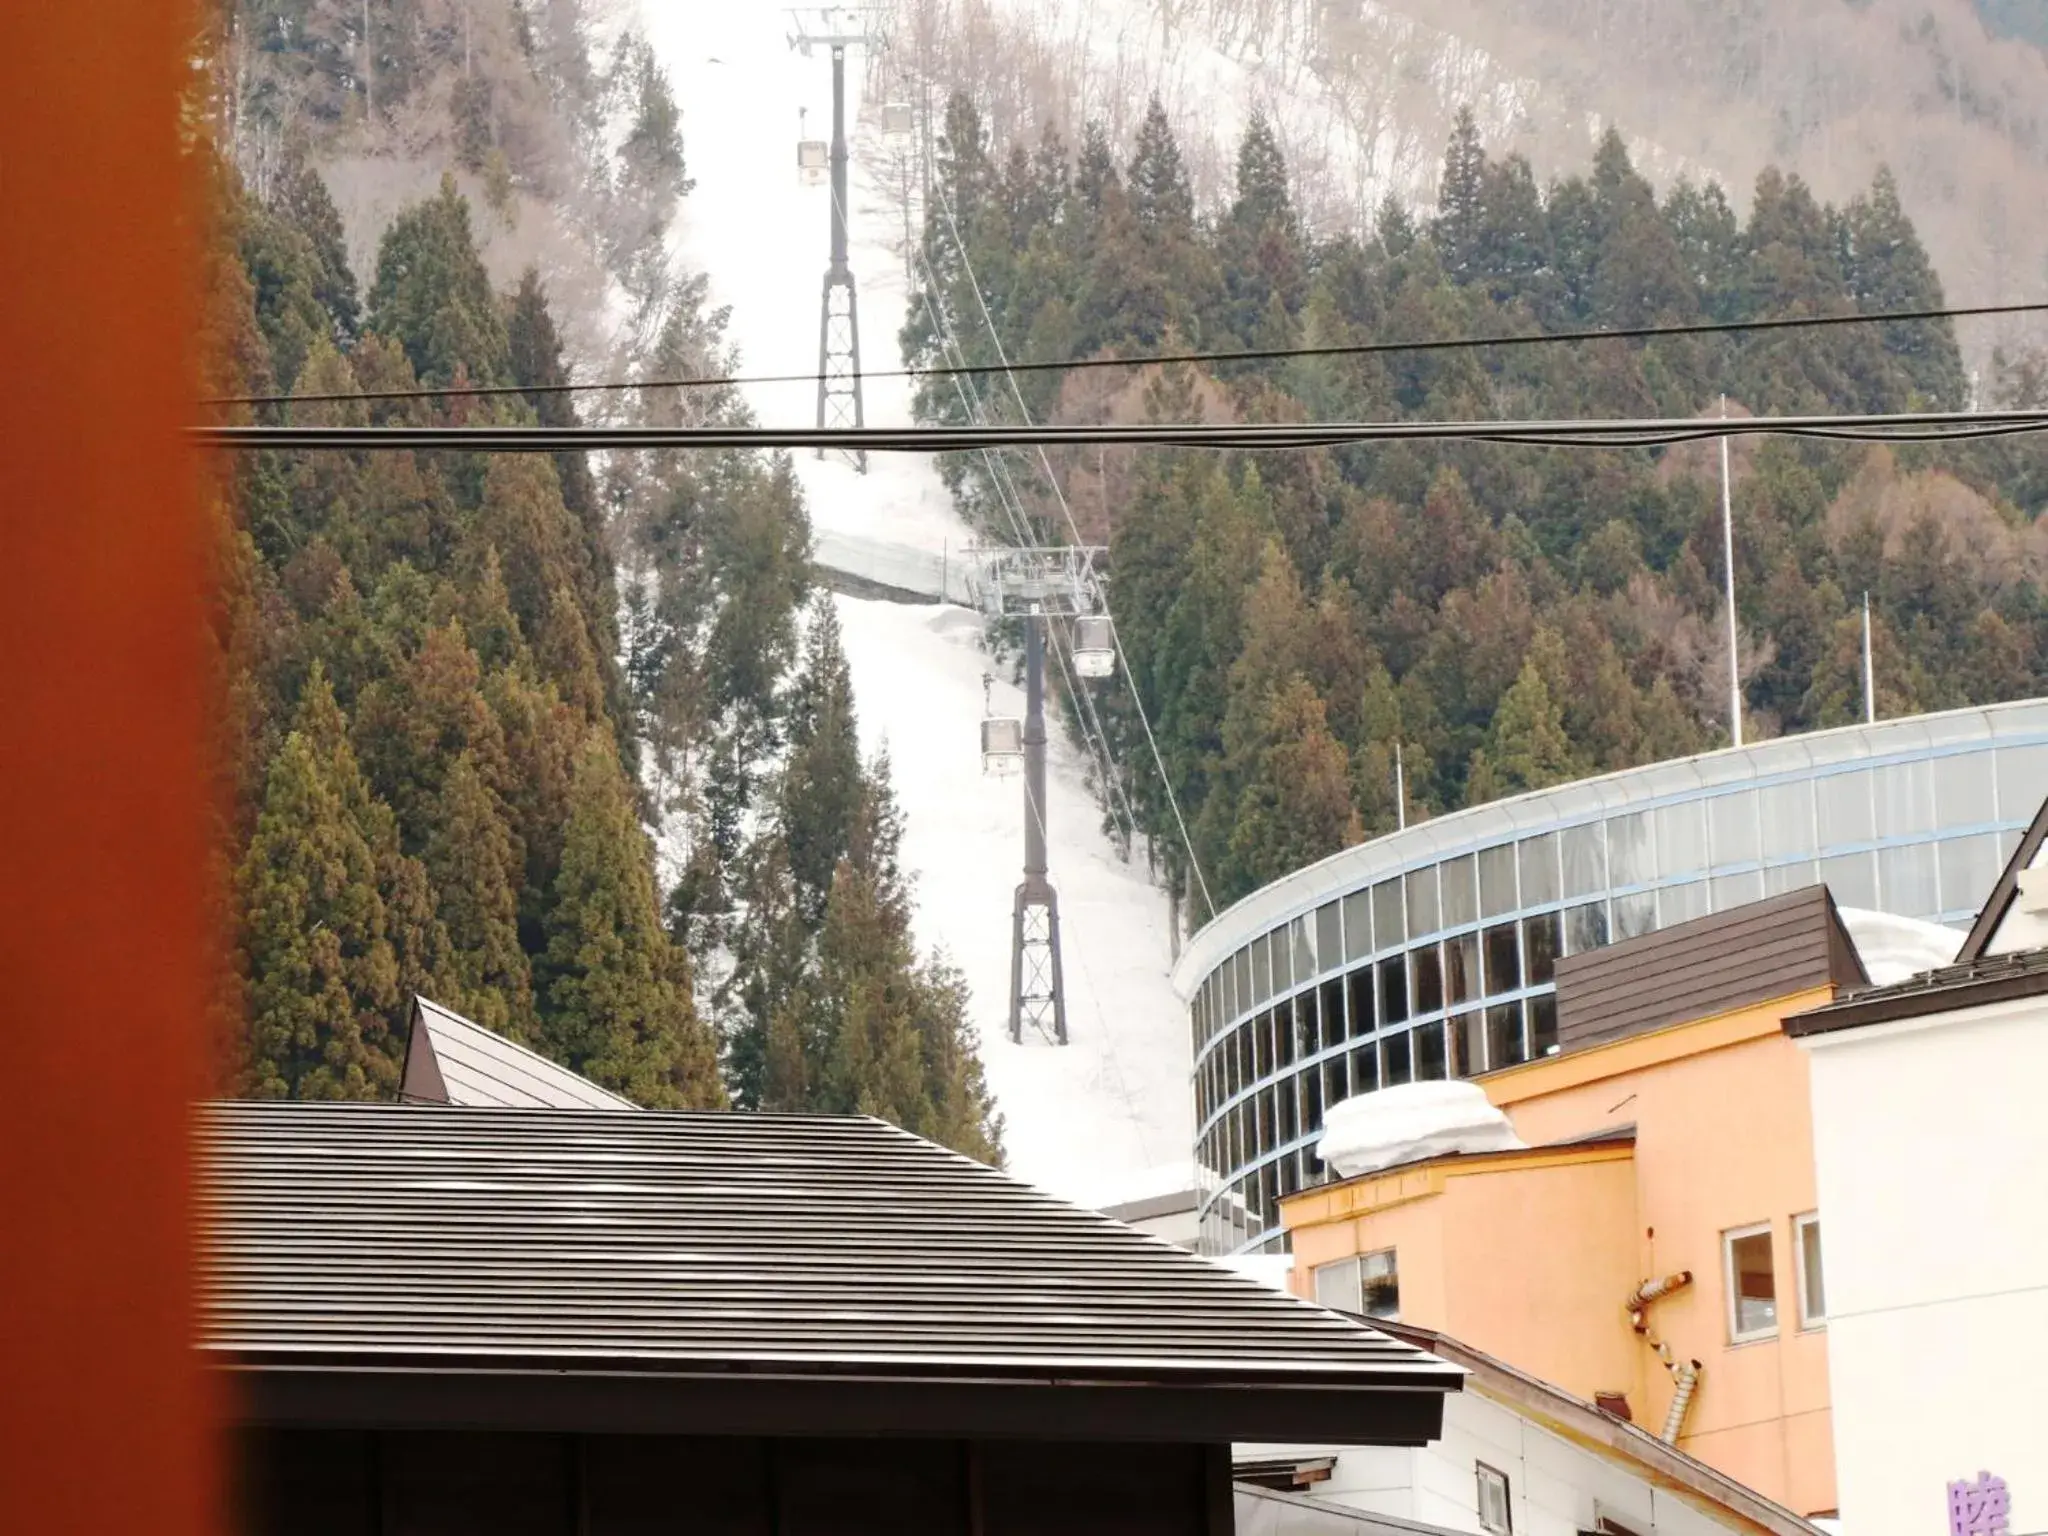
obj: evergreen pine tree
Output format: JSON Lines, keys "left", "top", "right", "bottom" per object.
{"left": 781, "top": 601, "right": 864, "bottom": 923}
{"left": 1434, "top": 108, "right": 1487, "bottom": 285}
{"left": 539, "top": 730, "right": 723, "bottom": 1108}
{"left": 238, "top": 669, "right": 407, "bottom": 1100}
{"left": 1221, "top": 679, "right": 1361, "bottom": 900}
{"left": 366, "top": 174, "right": 511, "bottom": 385}
{"left": 1468, "top": 630, "right": 1582, "bottom": 801}
{"left": 425, "top": 750, "right": 537, "bottom": 1041}
{"left": 274, "top": 162, "right": 357, "bottom": 347}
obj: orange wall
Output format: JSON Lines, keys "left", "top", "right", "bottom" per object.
{"left": 1483, "top": 993, "right": 1834, "bottom": 1514}
{"left": 1287, "top": 1149, "right": 1640, "bottom": 1403}
{"left": 1286, "top": 989, "right": 1837, "bottom": 1517}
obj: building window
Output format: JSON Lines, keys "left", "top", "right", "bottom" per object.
{"left": 1476, "top": 1463, "right": 1512, "bottom": 1534}
{"left": 1312, "top": 1249, "right": 1399, "bottom": 1319}
{"left": 1724, "top": 1223, "right": 1778, "bottom": 1341}
{"left": 1795, "top": 1213, "right": 1825, "bottom": 1328}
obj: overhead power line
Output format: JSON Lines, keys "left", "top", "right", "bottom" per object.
{"left": 194, "top": 407, "right": 2048, "bottom": 454}
{"left": 204, "top": 299, "right": 2048, "bottom": 409}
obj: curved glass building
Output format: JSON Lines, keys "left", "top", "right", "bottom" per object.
{"left": 1172, "top": 700, "right": 2048, "bottom": 1255}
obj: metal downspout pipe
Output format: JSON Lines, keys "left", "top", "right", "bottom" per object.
{"left": 1626, "top": 1270, "right": 1704, "bottom": 1445}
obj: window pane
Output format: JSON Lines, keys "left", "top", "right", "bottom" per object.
{"left": 1414, "top": 1020, "right": 1447, "bottom": 1080}
{"left": 1278, "top": 1081, "right": 1299, "bottom": 1144}
{"left": 1996, "top": 743, "right": 2048, "bottom": 824}
{"left": 1412, "top": 944, "right": 1445, "bottom": 1014}
{"left": 1343, "top": 889, "right": 1372, "bottom": 960}
{"left": 1561, "top": 822, "right": 1606, "bottom": 897}
{"left": 1763, "top": 859, "right": 1820, "bottom": 896}
{"left": 1759, "top": 779, "right": 1817, "bottom": 862}
{"left": 1317, "top": 902, "right": 1344, "bottom": 972}
{"left": 1821, "top": 850, "right": 1877, "bottom": 910}
{"left": 1564, "top": 899, "right": 1610, "bottom": 955}
{"left": 1525, "top": 911, "right": 1561, "bottom": 986}
{"left": 1360, "top": 1248, "right": 1400, "bottom": 1319}
{"left": 1486, "top": 1002, "right": 1527, "bottom": 1070}
{"left": 1251, "top": 940, "right": 1272, "bottom": 1005}
{"left": 1372, "top": 878, "right": 1406, "bottom": 949}
{"left": 1253, "top": 1010, "right": 1271, "bottom": 1078}
{"left": 1614, "top": 890, "right": 1656, "bottom": 940}
{"left": 1478, "top": 843, "right": 1518, "bottom": 918}
{"left": 1440, "top": 854, "right": 1478, "bottom": 927}
{"left": 1320, "top": 979, "right": 1347, "bottom": 1050}
{"left": 1874, "top": 759, "right": 1934, "bottom": 840}
{"left": 1938, "top": 834, "right": 2001, "bottom": 918}
{"left": 1709, "top": 791, "right": 1761, "bottom": 867}
{"left": 1660, "top": 879, "right": 1708, "bottom": 927}
{"left": 1728, "top": 1228, "right": 1778, "bottom": 1338}
{"left": 1711, "top": 868, "right": 1765, "bottom": 912}
{"left": 1799, "top": 1218, "right": 1826, "bottom": 1325}
{"left": 1297, "top": 990, "right": 1319, "bottom": 1058}
{"left": 1448, "top": 1012, "right": 1480, "bottom": 1077}
{"left": 1608, "top": 812, "right": 1656, "bottom": 885}
{"left": 1272, "top": 929, "right": 1293, "bottom": 994}
{"left": 1446, "top": 931, "right": 1480, "bottom": 1005}
{"left": 1529, "top": 993, "right": 1559, "bottom": 1058}
{"left": 1379, "top": 957, "right": 1409, "bottom": 1024}
{"left": 1878, "top": 841, "right": 1939, "bottom": 919}
{"left": 1933, "top": 750, "right": 1992, "bottom": 831}
{"left": 1382, "top": 1027, "right": 1413, "bottom": 1086}
{"left": 1274, "top": 1002, "right": 1296, "bottom": 1069}
{"left": 1406, "top": 866, "right": 1441, "bottom": 938}
{"left": 1294, "top": 914, "right": 1317, "bottom": 980}
{"left": 1346, "top": 966, "right": 1375, "bottom": 1039}
{"left": 1654, "top": 801, "right": 1708, "bottom": 877}
{"left": 1323, "top": 1055, "right": 1349, "bottom": 1111}
{"left": 1519, "top": 832, "right": 1560, "bottom": 906}
{"left": 1483, "top": 922, "right": 1522, "bottom": 993}
{"left": 1350, "top": 1042, "right": 1380, "bottom": 1095}
{"left": 1817, "top": 771, "right": 1874, "bottom": 848}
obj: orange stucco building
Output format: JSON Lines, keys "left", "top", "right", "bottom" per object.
{"left": 1282, "top": 887, "right": 1863, "bottom": 1519}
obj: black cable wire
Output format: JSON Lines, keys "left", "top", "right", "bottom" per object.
{"left": 203, "top": 299, "right": 2048, "bottom": 409}
{"left": 193, "top": 406, "right": 2048, "bottom": 454}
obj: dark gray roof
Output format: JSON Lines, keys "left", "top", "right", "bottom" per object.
{"left": 1786, "top": 945, "right": 2048, "bottom": 1037}
{"left": 399, "top": 995, "right": 638, "bottom": 1110}
{"left": 201, "top": 1102, "right": 1458, "bottom": 1444}
{"left": 1554, "top": 885, "right": 1864, "bottom": 1054}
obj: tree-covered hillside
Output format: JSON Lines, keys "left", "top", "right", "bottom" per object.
{"left": 196, "top": 14, "right": 1002, "bottom": 1158}
{"left": 908, "top": 96, "right": 2048, "bottom": 917}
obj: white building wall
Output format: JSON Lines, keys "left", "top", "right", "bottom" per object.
{"left": 1800, "top": 996, "right": 2048, "bottom": 1536}
{"left": 1254, "top": 1391, "right": 1785, "bottom": 1536}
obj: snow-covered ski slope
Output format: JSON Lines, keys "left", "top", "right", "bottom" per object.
{"left": 640, "top": 0, "right": 1191, "bottom": 1205}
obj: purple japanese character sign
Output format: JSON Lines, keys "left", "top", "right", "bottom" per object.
{"left": 1949, "top": 1473, "right": 2011, "bottom": 1536}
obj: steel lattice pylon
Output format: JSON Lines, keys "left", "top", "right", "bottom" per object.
{"left": 1009, "top": 614, "right": 1067, "bottom": 1045}
{"left": 788, "top": 9, "right": 874, "bottom": 471}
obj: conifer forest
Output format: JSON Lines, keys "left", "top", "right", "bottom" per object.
{"left": 200, "top": 0, "right": 2048, "bottom": 1149}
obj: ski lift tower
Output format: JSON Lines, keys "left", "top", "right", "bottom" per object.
{"left": 787, "top": 7, "right": 878, "bottom": 471}
{"left": 974, "top": 547, "right": 1115, "bottom": 1046}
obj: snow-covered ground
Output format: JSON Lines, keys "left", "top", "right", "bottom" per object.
{"left": 640, "top": 0, "right": 1191, "bottom": 1204}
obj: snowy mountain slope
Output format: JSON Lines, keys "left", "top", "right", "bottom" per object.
{"left": 638, "top": 0, "right": 1192, "bottom": 1203}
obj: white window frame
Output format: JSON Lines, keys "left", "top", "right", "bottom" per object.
{"left": 1723, "top": 1221, "right": 1779, "bottom": 1344}
{"left": 1476, "top": 1462, "right": 1512, "bottom": 1534}
{"left": 1793, "top": 1212, "right": 1825, "bottom": 1330}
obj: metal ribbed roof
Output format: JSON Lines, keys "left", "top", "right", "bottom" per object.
{"left": 200, "top": 1102, "right": 1459, "bottom": 1395}
{"left": 400, "top": 997, "right": 639, "bottom": 1110}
